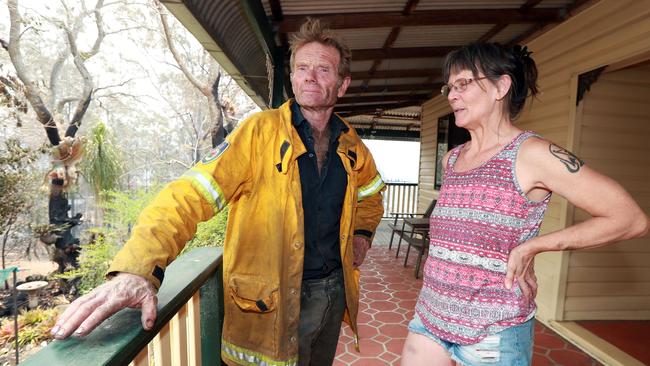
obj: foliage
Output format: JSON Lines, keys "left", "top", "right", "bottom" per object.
{"left": 101, "top": 185, "right": 228, "bottom": 252}
{"left": 182, "top": 207, "right": 228, "bottom": 255}
{"left": 81, "top": 122, "right": 125, "bottom": 200}
{"left": 54, "top": 231, "right": 118, "bottom": 295}
{"left": 55, "top": 185, "right": 159, "bottom": 294}
{"left": 0, "top": 139, "right": 43, "bottom": 266}
{"left": 0, "top": 139, "right": 40, "bottom": 226}
{"left": 100, "top": 186, "right": 161, "bottom": 240}
{"left": 56, "top": 184, "right": 227, "bottom": 293}
{"left": 0, "top": 307, "right": 58, "bottom": 347}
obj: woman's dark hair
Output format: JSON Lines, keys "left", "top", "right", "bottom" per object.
{"left": 442, "top": 42, "right": 539, "bottom": 120}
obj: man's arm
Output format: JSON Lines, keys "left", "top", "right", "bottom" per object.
{"left": 53, "top": 119, "right": 258, "bottom": 339}
{"left": 351, "top": 143, "right": 385, "bottom": 266}
{"left": 352, "top": 189, "right": 383, "bottom": 267}
{"left": 52, "top": 173, "right": 218, "bottom": 340}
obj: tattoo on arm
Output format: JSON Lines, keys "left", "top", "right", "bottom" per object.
{"left": 549, "top": 144, "right": 585, "bottom": 173}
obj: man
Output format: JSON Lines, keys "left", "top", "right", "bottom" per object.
{"left": 51, "top": 18, "right": 385, "bottom": 366}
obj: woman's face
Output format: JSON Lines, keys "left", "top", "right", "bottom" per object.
{"left": 446, "top": 69, "right": 502, "bottom": 129}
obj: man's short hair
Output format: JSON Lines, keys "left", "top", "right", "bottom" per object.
{"left": 289, "top": 18, "right": 351, "bottom": 79}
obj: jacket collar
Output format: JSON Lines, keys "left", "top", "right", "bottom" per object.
{"left": 274, "top": 99, "right": 363, "bottom": 174}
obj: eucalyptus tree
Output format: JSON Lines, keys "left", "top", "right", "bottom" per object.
{"left": 155, "top": 1, "right": 256, "bottom": 161}
{"left": 0, "top": 0, "right": 134, "bottom": 269}
{"left": 0, "top": 0, "right": 258, "bottom": 243}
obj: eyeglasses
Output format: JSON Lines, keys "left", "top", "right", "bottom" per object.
{"left": 441, "top": 77, "right": 487, "bottom": 97}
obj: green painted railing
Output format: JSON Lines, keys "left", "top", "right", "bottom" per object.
{"left": 21, "top": 247, "right": 224, "bottom": 366}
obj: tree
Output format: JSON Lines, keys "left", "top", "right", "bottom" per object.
{"left": 1, "top": 0, "right": 128, "bottom": 270}
{"left": 0, "top": 0, "right": 259, "bottom": 254}
{"left": 156, "top": 1, "right": 251, "bottom": 157}
{"left": 0, "top": 138, "right": 39, "bottom": 269}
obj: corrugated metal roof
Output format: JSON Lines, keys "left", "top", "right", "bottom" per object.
{"left": 535, "top": 0, "right": 576, "bottom": 8}
{"left": 367, "top": 77, "right": 430, "bottom": 86}
{"left": 355, "top": 90, "right": 430, "bottom": 97}
{"left": 416, "top": 0, "right": 525, "bottom": 10}
{"left": 264, "top": 0, "right": 407, "bottom": 15}
{"left": 331, "top": 28, "right": 394, "bottom": 49}
{"left": 394, "top": 24, "right": 495, "bottom": 47}
{"left": 417, "top": 0, "right": 576, "bottom": 10}
{"left": 349, "top": 60, "right": 375, "bottom": 72}
{"left": 387, "top": 105, "right": 422, "bottom": 115}
{"left": 376, "top": 57, "right": 444, "bottom": 71}
{"left": 490, "top": 24, "right": 537, "bottom": 44}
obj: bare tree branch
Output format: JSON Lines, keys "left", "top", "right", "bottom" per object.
{"left": 156, "top": 2, "right": 207, "bottom": 95}
{"left": 94, "top": 91, "right": 149, "bottom": 102}
{"left": 64, "top": 0, "right": 107, "bottom": 138}
{"left": 87, "top": 0, "right": 106, "bottom": 57}
{"left": 104, "top": 1, "right": 150, "bottom": 9}
{"left": 6, "top": 0, "right": 59, "bottom": 145}
{"left": 49, "top": 50, "right": 68, "bottom": 106}
{"left": 54, "top": 97, "right": 79, "bottom": 115}
{"left": 63, "top": 26, "right": 93, "bottom": 138}
{"left": 18, "top": 25, "right": 36, "bottom": 39}
{"left": 105, "top": 26, "right": 157, "bottom": 35}
{"left": 94, "top": 77, "right": 140, "bottom": 92}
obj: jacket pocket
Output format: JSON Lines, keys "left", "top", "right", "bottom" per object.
{"left": 228, "top": 275, "right": 278, "bottom": 313}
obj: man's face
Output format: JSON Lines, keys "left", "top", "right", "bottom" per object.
{"left": 290, "top": 42, "right": 350, "bottom": 109}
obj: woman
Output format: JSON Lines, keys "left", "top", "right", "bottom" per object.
{"left": 401, "top": 43, "right": 649, "bottom": 366}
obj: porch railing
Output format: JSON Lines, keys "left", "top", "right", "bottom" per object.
{"left": 21, "top": 247, "right": 224, "bottom": 366}
{"left": 383, "top": 182, "right": 418, "bottom": 218}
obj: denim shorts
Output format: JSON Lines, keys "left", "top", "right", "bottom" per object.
{"left": 407, "top": 314, "right": 534, "bottom": 366}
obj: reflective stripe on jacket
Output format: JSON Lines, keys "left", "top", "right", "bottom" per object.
{"left": 108, "top": 100, "right": 385, "bottom": 365}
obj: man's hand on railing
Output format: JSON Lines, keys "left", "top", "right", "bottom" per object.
{"left": 51, "top": 272, "right": 158, "bottom": 340}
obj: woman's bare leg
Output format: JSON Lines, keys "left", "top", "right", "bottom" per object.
{"left": 401, "top": 331, "right": 453, "bottom": 366}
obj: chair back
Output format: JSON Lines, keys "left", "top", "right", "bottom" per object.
{"left": 423, "top": 199, "right": 437, "bottom": 218}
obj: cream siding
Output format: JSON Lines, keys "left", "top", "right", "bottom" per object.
{"left": 564, "top": 64, "right": 650, "bottom": 320}
{"left": 419, "top": 0, "right": 650, "bottom": 322}
{"left": 417, "top": 99, "right": 449, "bottom": 212}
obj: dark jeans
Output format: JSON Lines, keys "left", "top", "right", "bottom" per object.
{"left": 298, "top": 268, "right": 346, "bottom": 366}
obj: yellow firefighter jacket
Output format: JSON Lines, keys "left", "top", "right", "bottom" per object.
{"left": 108, "top": 100, "right": 385, "bottom": 365}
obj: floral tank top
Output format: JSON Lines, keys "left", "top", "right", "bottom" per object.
{"left": 415, "top": 131, "right": 551, "bottom": 345}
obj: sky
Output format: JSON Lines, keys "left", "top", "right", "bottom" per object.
{"left": 363, "top": 139, "right": 420, "bottom": 183}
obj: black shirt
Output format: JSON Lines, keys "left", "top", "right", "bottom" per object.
{"left": 291, "top": 102, "right": 348, "bottom": 280}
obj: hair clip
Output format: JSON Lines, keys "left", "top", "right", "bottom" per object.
{"left": 513, "top": 45, "right": 532, "bottom": 59}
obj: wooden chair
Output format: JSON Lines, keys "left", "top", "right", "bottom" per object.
{"left": 403, "top": 228, "right": 429, "bottom": 279}
{"left": 388, "top": 199, "right": 437, "bottom": 254}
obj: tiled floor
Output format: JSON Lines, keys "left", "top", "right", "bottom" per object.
{"left": 334, "top": 220, "right": 603, "bottom": 365}
{"left": 576, "top": 320, "right": 650, "bottom": 365}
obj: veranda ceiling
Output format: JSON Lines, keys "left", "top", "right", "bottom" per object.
{"left": 160, "top": 0, "right": 595, "bottom": 140}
